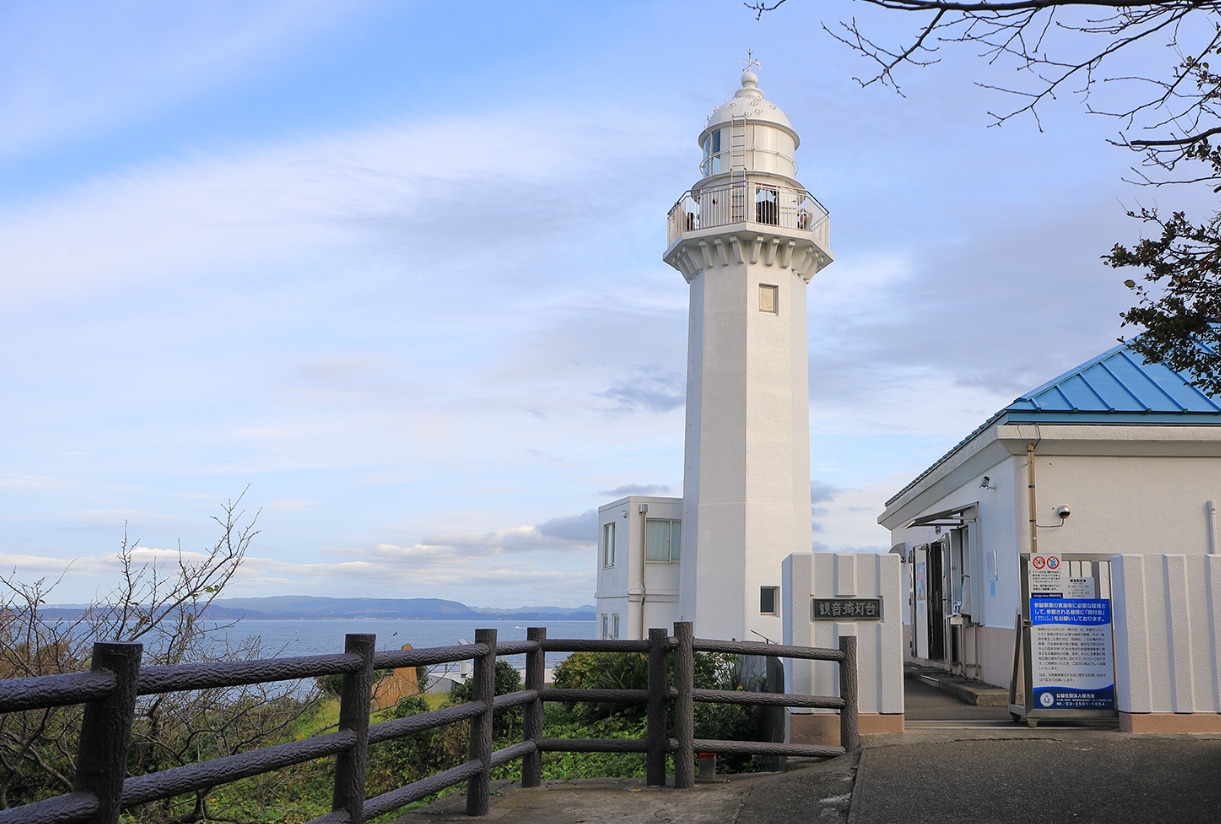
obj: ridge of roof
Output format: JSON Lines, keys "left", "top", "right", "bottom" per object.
{"left": 882, "top": 341, "right": 1221, "bottom": 510}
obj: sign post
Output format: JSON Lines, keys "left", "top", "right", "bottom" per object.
{"left": 1009, "top": 553, "right": 1118, "bottom": 726}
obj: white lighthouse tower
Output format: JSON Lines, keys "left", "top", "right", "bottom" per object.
{"left": 664, "top": 67, "right": 833, "bottom": 642}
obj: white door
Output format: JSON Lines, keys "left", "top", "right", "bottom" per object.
{"left": 914, "top": 545, "right": 929, "bottom": 659}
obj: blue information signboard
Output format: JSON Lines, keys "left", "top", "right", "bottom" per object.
{"left": 1029, "top": 597, "right": 1115, "bottom": 710}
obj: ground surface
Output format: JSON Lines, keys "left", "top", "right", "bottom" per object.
{"left": 393, "top": 677, "right": 1221, "bottom": 824}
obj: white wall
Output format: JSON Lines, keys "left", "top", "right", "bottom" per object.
{"left": 881, "top": 423, "right": 1221, "bottom": 687}
{"left": 883, "top": 451, "right": 1024, "bottom": 637}
{"left": 1112, "top": 554, "right": 1221, "bottom": 714}
{"left": 782, "top": 552, "right": 904, "bottom": 716}
{"left": 1028, "top": 455, "right": 1221, "bottom": 558}
{"left": 679, "top": 255, "right": 814, "bottom": 644}
{"left": 595, "top": 496, "right": 683, "bottom": 639}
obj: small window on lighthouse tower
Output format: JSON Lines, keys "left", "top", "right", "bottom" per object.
{"left": 759, "top": 284, "right": 778, "bottom": 314}
{"left": 760, "top": 587, "right": 779, "bottom": 615}
{"left": 702, "top": 130, "right": 722, "bottom": 175}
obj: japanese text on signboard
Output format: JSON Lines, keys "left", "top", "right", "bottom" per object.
{"left": 811, "top": 598, "right": 882, "bottom": 620}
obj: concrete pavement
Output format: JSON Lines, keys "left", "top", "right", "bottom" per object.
{"left": 850, "top": 728, "right": 1221, "bottom": 824}
{"left": 394, "top": 756, "right": 859, "bottom": 823}
{"left": 394, "top": 676, "right": 1221, "bottom": 823}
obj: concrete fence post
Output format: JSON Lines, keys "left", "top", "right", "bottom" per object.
{"left": 332, "top": 634, "right": 375, "bottom": 824}
{"left": 522, "top": 627, "right": 546, "bottom": 788}
{"left": 75, "top": 642, "right": 142, "bottom": 824}
{"left": 646, "top": 628, "right": 669, "bottom": 786}
{"left": 672, "top": 622, "right": 695, "bottom": 789}
{"left": 839, "top": 636, "right": 859, "bottom": 751}
{"left": 466, "top": 629, "right": 497, "bottom": 816}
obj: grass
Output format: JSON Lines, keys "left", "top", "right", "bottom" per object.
{"left": 127, "top": 686, "right": 654, "bottom": 824}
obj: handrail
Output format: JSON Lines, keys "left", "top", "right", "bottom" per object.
{"left": 0, "top": 671, "right": 117, "bottom": 713}
{"left": 666, "top": 177, "right": 830, "bottom": 248}
{"left": 0, "top": 623, "right": 857, "bottom": 822}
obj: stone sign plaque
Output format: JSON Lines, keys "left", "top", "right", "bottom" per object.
{"left": 811, "top": 597, "right": 883, "bottom": 621}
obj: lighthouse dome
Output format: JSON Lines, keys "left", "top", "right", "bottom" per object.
{"left": 701, "top": 70, "right": 798, "bottom": 148}
{"left": 695, "top": 69, "right": 801, "bottom": 182}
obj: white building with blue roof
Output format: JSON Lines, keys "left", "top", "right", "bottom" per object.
{"left": 880, "top": 341, "right": 1221, "bottom": 727}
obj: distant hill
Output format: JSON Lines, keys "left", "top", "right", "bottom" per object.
{"left": 201, "top": 596, "right": 595, "bottom": 622}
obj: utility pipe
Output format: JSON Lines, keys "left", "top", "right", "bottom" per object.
{"left": 638, "top": 503, "right": 649, "bottom": 638}
{"left": 1208, "top": 499, "right": 1218, "bottom": 555}
{"left": 1027, "top": 443, "right": 1038, "bottom": 555}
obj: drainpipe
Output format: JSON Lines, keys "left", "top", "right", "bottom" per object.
{"left": 639, "top": 503, "right": 649, "bottom": 638}
{"left": 1208, "top": 500, "right": 1218, "bottom": 555}
{"left": 1027, "top": 443, "right": 1038, "bottom": 555}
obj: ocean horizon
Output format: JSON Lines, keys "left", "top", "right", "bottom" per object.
{"left": 206, "top": 617, "right": 597, "bottom": 672}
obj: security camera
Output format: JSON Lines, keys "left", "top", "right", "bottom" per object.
{"left": 1056, "top": 505, "right": 1071, "bottom": 519}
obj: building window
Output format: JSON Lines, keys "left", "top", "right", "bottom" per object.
{"left": 601, "top": 522, "right": 615, "bottom": 568}
{"left": 611, "top": 614, "right": 620, "bottom": 639}
{"left": 601, "top": 614, "right": 609, "bottom": 639}
{"left": 759, "top": 284, "right": 778, "bottom": 314}
{"left": 702, "top": 130, "right": 722, "bottom": 175}
{"left": 645, "top": 518, "right": 681, "bottom": 563}
{"left": 760, "top": 586, "right": 778, "bottom": 615}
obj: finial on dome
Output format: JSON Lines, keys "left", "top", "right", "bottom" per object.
{"left": 738, "top": 49, "right": 762, "bottom": 93}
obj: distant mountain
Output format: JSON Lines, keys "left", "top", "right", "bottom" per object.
{"left": 202, "top": 596, "right": 595, "bottom": 621}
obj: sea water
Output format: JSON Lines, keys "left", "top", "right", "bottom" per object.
{"left": 205, "top": 618, "right": 595, "bottom": 672}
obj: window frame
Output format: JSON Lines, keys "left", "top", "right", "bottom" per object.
{"left": 760, "top": 586, "right": 779, "bottom": 615}
{"left": 601, "top": 522, "right": 616, "bottom": 568}
{"left": 644, "top": 518, "right": 682, "bottom": 564}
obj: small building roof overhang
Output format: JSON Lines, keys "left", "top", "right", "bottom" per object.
{"left": 905, "top": 503, "right": 978, "bottom": 530}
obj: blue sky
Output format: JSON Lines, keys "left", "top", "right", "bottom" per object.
{"left": 0, "top": 1, "right": 1187, "bottom": 607}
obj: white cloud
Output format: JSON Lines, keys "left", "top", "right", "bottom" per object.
{"left": 1, "top": 106, "right": 680, "bottom": 307}
{"left": 0, "top": 1, "right": 354, "bottom": 160}
{"left": 0, "top": 475, "right": 74, "bottom": 491}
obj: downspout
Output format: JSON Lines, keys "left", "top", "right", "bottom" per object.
{"left": 1208, "top": 500, "right": 1218, "bottom": 555}
{"left": 1027, "top": 443, "right": 1038, "bottom": 555}
{"left": 639, "top": 503, "right": 648, "bottom": 638}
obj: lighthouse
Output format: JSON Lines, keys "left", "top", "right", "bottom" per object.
{"left": 664, "top": 68, "right": 833, "bottom": 643}
{"left": 593, "top": 66, "right": 832, "bottom": 643}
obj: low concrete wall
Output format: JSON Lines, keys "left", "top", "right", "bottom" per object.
{"left": 783, "top": 552, "right": 904, "bottom": 742}
{"left": 1112, "top": 554, "right": 1221, "bottom": 732}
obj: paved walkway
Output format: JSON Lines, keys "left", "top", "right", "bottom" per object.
{"left": 850, "top": 729, "right": 1221, "bottom": 824}
{"left": 395, "top": 678, "right": 1221, "bottom": 824}
{"left": 394, "top": 757, "right": 860, "bottom": 823}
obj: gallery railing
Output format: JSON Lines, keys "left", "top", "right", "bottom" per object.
{"left": 0, "top": 622, "right": 857, "bottom": 823}
{"left": 666, "top": 179, "right": 830, "bottom": 247}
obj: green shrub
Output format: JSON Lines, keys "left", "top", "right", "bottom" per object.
{"left": 314, "top": 668, "right": 389, "bottom": 698}
{"left": 549, "top": 649, "right": 766, "bottom": 772}
{"left": 365, "top": 694, "right": 468, "bottom": 815}
{"left": 447, "top": 660, "right": 523, "bottom": 739}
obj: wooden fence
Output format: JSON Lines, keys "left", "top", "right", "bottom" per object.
{"left": 0, "top": 622, "right": 857, "bottom": 823}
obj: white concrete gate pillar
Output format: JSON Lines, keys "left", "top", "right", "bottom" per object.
{"left": 783, "top": 552, "right": 905, "bottom": 744}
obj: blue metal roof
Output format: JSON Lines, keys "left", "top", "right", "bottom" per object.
{"left": 883, "top": 342, "right": 1221, "bottom": 508}
{"left": 1003, "top": 342, "right": 1221, "bottom": 423}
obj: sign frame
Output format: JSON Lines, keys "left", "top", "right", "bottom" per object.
{"left": 1009, "top": 553, "right": 1119, "bottom": 726}
{"left": 811, "top": 597, "right": 883, "bottom": 621}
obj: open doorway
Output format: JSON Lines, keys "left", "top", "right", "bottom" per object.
{"left": 926, "top": 536, "right": 946, "bottom": 661}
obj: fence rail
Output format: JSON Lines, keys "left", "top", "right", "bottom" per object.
{"left": 0, "top": 622, "right": 857, "bottom": 823}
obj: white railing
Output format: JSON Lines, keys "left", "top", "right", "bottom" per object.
{"left": 667, "top": 179, "right": 829, "bottom": 248}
